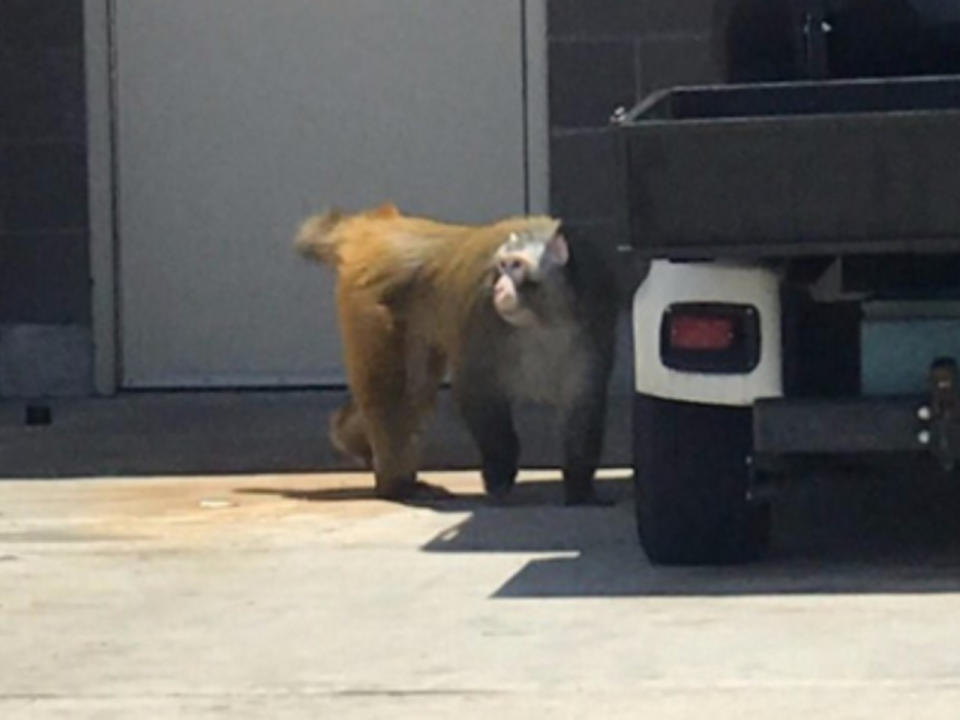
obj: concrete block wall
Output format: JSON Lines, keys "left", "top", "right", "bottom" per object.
{"left": 1, "top": 0, "right": 92, "bottom": 397}
{"left": 546, "top": 0, "right": 739, "bottom": 239}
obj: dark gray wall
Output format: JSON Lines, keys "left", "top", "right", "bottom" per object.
{"left": 547, "top": 0, "right": 727, "bottom": 243}
{"left": 1, "top": 0, "right": 91, "bottom": 397}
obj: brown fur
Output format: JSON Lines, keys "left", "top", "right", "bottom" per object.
{"left": 296, "top": 203, "right": 561, "bottom": 498}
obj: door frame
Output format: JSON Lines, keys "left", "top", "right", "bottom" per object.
{"left": 83, "top": 0, "right": 549, "bottom": 396}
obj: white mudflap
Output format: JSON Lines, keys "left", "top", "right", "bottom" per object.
{"left": 633, "top": 260, "right": 783, "bottom": 407}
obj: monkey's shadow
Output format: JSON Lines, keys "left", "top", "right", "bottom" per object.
{"left": 420, "top": 470, "right": 960, "bottom": 599}
{"left": 240, "top": 469, "right": 960, "bottom": 598}
{"left": 235, "top": 474, "right": 630, "bottom": 509}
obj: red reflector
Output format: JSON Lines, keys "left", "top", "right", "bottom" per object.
{"left": 668, "top": 314, "right": 736, "bottom": 350}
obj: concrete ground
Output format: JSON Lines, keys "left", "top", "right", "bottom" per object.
{"left": 5, "top": 462, "right": 960, "bottom": 718}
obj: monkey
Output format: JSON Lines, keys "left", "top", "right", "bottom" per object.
{"left": 295, "top": 202, "right": 617, "bottom": 505}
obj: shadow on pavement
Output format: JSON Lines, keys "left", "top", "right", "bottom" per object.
{"left": 236, "top": 475, "right": 630, "bottom": 509}
{"left": 422, "top": 470, "right": 960, "bottom": 598}
{"left": 240, "top": 468, "right": 960, "bottom": 597}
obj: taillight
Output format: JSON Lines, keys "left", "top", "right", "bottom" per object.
{"left": 668, "top": 315, "right": 735, "bottom": 350}
{"left": 660, "top": 303, "right": 760, "bottom": 374}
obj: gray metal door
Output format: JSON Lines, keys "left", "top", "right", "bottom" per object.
{"left": 115, "top": 0, "right": 532, "bottom": 387}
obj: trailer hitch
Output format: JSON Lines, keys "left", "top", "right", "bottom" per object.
{"left": 921, "top": 358, "right": 960, "bottom": 471}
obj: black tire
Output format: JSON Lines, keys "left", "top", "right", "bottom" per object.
{"left": 633, "top": 393, "right": 770, "bottom": 565}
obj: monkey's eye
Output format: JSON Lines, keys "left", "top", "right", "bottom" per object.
{"left": 505, "top": 259, "right": 524, "bottom": 273}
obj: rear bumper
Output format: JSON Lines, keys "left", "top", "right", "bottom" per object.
{"left": 753, "top": 396, "right": 926, "bottom": 455}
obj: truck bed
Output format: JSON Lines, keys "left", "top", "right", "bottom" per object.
{"left": 615, "top": 75, "right": 960, "bottom": 259}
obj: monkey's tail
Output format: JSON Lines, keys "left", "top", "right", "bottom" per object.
{"left": 294, "top": 209, "right": 345, "bottom": 265}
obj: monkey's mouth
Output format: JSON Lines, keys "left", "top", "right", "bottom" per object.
{"left": 497, "top": 307, "right": 538, "bottom": 327}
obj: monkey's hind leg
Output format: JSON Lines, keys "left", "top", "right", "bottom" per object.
{"left": 329, "top": 398, "right": 373, "bottom": 468}
{"left": 339, "top": 298, "right": 422, "bottom": 500}
{"left": 362, "top": 355, "right": 444, "bottom": 501}
{"left": 455, "top": 387, "right": 519, "bottom": 502}
{"left": 363, "top": 406, "right": 423, "bottom": 500}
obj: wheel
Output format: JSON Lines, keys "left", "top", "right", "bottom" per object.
{"left": 633, "top": 393, "right": 770, "bottom": 565}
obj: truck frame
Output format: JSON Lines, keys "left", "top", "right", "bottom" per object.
{"left": 615, "top": 74, "right": 960, "bottom": 564}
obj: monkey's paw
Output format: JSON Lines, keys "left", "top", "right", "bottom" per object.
{"left": 563, "top": 487, "right": 617, "bottom": 507}
{"left": 410, "top": 480, "right": 457, "bottom": 501}
{"left": 484, "top": 486, "right": 517, "bottom": 507}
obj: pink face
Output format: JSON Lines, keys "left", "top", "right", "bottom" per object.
{"left": 491, "top": 230, "right": 567, "bottom": 327}
{"left": 493, "top": 271, "right": 536, "bottom": 327}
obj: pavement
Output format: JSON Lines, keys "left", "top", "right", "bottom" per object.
{"left": 4, "top": 463, "right": 960, "bottom": 719}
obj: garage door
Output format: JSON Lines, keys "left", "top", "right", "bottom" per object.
{"left": 114, "top": 0, "right": 534, "bottom": 387}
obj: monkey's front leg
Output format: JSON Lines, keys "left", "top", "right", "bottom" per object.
{"left": 560, "top": 379, "right": 612, "bottom": 506}
{"left": 456, "top": 389, "right": 520, "bottom": 502}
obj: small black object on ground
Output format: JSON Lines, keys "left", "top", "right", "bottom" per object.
{"left": 25, "top": 405, "right": 52, "bottom": 426}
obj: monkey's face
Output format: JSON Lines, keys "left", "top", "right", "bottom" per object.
{"left": 492, "top": 230, "right": 568, "bottom": 327}
{"left": 493, "top": 270, "right": 537, "bottom": 327}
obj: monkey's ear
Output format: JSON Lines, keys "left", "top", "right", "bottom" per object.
{"left": 370, "top": 202, "right": 400, "bottom": 219}
{"left": 545, "top": 231, "right": 569, "bottom": 266}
